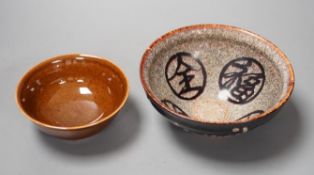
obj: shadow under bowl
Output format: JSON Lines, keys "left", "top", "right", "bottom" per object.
{"left": 140, "top": 24, "right": 295, "bottom": 136}
{"left": 16, "top": 54, "right": 129, "bottom": 139}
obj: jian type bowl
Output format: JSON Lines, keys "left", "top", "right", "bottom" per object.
{"left": 16, "top": 54, "right": 129, "bottom": 139}
{"left": 140, "top": 24, "right": 294, "bottom": 136}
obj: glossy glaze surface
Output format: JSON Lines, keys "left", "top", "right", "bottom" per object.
{"left": 16, "top": 54, "right": 129, "bottom": 138}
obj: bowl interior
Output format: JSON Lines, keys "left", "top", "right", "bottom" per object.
{"left": 142, "top": 26, "right": 293, "bottom": 123}
{"left": 17, "top": 54, "right": 128, "bottom": 127}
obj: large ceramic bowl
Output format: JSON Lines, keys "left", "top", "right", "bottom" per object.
{"left": 16, "top": 54, "right": 129, "bottom": 139}
{"left": 140, "top": 24, "right": 295, "bottom": 136}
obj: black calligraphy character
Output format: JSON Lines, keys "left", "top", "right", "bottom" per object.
{"left": 219, "top": 57, "right": 265, "bottom": 104}
{"left": 237, "top": 110, "right": 264, "bottom": 121}
{"left": 165, "top": 52, "right": 206, "bottom": 100}
{"left": 161, "top": 99, "right": 188, "bottom": 117}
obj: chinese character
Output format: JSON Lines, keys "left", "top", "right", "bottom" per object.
{"left": 162, "top": 99, "right": 188, "bottom": 116}
{"left": 219, "top": 57, "right": 265, "bottom": 104}
{"left": 237, "top": 110, "right": 264, "bottom": 121}
{"left": 165, "top": 52, "right": 206, "bottom": 100}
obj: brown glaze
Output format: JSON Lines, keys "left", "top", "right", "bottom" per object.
{"left": 16, "top": 54, "right": 129, "bottom": 139}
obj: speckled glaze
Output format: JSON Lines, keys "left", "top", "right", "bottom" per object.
{"left": 16, "top": 54, "right": 129, "bottom": 139}
{"left": 140, "top": 24, "right": 295, "bottom": 136}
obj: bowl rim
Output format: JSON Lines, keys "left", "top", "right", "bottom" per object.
{"left": 16, "top": 53, "right": 129, "bottom": 131}
{"left": 140, "top": 24, "right": 295, "bottom": 125}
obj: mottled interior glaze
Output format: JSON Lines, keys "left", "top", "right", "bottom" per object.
{"left": 143, "top": 27, "right": 292, "bottom": 123}
{"left": 17, "top": 54, "right": 128, "bottom": 127}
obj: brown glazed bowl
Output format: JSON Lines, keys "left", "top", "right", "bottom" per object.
{"left": 16, "top": 54, "right": 129, "bottom": 139}
{"left": 140, "top": 24, "right": 295, "bottom": 136}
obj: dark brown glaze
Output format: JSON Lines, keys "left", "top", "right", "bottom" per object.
{"left": 16, "top": 54, "right": 129, "bottom": 139}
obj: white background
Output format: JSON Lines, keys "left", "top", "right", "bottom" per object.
{"left": 0, "top": 0, "right": 313, "bottom": 174}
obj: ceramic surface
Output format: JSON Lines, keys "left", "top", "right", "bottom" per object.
{"left": 16, "top": 54, "right": 129, "bottom": 139}
{"left": 140, "top": 24, "right": 294, "bottom": 135}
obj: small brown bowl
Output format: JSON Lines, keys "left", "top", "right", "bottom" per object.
{"left": 140, "top": 24, "right": 295, "bottom": 136}
{"left": 16, "top": 54, "right": 129, "bottom": 139}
